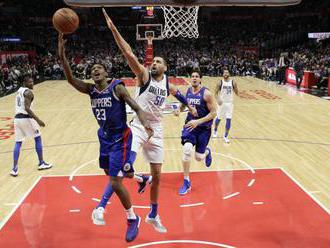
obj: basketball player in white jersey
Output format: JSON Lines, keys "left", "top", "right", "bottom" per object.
{"left": 213, "top": 70, "right": 239, "bottom": 143}
{"left": 102, "top": 9, "right": 196, "bottom": 233}
{"left": 10, "top": 76, "right": 52, "bottom": 176}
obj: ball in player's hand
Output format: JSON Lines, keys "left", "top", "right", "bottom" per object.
{"left": 52, "top": 8, "right": 79, "bottom": 34}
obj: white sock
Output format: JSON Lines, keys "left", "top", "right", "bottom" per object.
{"left": 125, "top": 207, "right": 136, "bottom": 220}
{"left": 133, "top": 174, "right": 144, "bottom": 183}
{"left": 184, "top": 176, "right": 190, "bottom": 181}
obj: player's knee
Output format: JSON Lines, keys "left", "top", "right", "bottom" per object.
{"left": 152, "top": 171, "right": 161, "bottom": 182}
{"left": 150, "top": 165, "right": 161, "bottom": 183}
{"left": 182, "top": 142, "right": 193, "bottom": 162}
{"left": 125, "top": 172, "right": 134, "bottom": 178}
{"left": 195, "top": 152, "right": 204, "bottom": 162}
{"left": 110, "top": 177, "right": 122, "bottom": 190}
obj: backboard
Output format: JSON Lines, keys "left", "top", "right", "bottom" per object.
{"left": 64, "top": 0, "right": 302, "bottom": 7}
{"left": 136, "top": 24, "right": 164, "bottom": 41}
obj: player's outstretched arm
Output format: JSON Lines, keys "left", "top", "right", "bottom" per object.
{"left": 184, "top": 90, "right": 217, "bottom": 131}
{"left": 102, "top": 8, "right": 149, "bottom": 85}
{"left": 169, "top": 84, "right": 198, "bottom": 117}
{"left": 24, "top": 90, "right": 45, "bottom": 127}
{"left": 58, "top": 33, "right": 93, "bottom": 94}
{"left": 173, "top": 103, "right": 186, "bottom": 117}
{"left": 115, "top": 84, "right": 154, "bottom": 139}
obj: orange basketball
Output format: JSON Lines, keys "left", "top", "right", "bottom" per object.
{"left": 52, "top": 8, "right": 79, "bottom": 34}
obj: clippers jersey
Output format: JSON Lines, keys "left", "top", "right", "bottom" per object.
{"left": 134, "top": 73, "right": 169, "bottom": 123}
{"left": 89, "top": 79, "right": 127, "bottom": 134}
{"left": 185, "top": 86, "right": 212, "bottom": 127}
{"left": 219, "top": 79, "right": 234, "bottom": 103}
{"left": 15, "top": 87, "right": 32, "bottom": 115}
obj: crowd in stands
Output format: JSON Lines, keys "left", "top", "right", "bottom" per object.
{"left": 1, "top": 0, "right": 329, "bottom": 95}
{"left": 259, "top": 40, "right": 330, "bottom": 88}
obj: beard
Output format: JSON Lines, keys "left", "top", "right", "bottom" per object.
{"left": 151, "top": 69, "right": 159, "bottom": 77}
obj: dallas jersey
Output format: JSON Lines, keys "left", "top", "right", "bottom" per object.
{"left": 15, "top": 87, "right": 32, "bottom": 115}
{"left": 130, "top": 73, "right": 170, "bottom": 164}
{"left": 217, "top": 79, "right": 234, "bottom": 119}
{"left": 218, "top": 79, "right": 234, "bottom": 103}
{"left": 14, "top": 87, "right": 40, "bottom": 142}
{"left": 134, "top": 73, "right": 170, "bottom": 123}
{"left": 185, "top": 86, "right": 212, "bottom": 127}
{"left": 89, "top": 79, "right": 128, "bottom": 134}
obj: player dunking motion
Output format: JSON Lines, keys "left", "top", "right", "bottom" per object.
{"left": 174, "top": 70, "right": 217, "bottom": 195}
{"left": 101, "top": 8, "right": 196, "bottom": 233}
{"left": 58, "top": 34, "right": 153, "bottom": 242}
{"left": 213, "top": 70, "right": 239, "bottom": 143}
{"left": 10, "top": 76, "right": 52, "bottom": 177}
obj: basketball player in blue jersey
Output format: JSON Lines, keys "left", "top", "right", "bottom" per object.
{"left": 102, "top": 8, "right": 197, "bottom": 233}
{"left": 213, "top": 70, "right": 239, "bottom": 143}
{"left": 10, "top": 76, "right": 52, "bottom": 177}
{"left": 174, "top": 69, "right": 217, "bottom": 195}
{"left": 58, "top": 34, "right": 153, "bottom": 242}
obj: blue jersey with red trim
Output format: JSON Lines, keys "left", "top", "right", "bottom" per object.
{"left": 185, "top": 86, "right": 212, "bottom": 127}
{"left": 89, "top": 79, "right": 127, "bottom": 134}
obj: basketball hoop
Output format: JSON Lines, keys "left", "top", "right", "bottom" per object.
{"left": 64, "top": 0, "right": 303, "bottom": 39}
{"left": 161, "top": 5, "right": 199, "bottom": 39}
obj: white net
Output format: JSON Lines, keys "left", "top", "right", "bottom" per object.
{"left": 161, "top": 6, "right": 200, "bottom": 39}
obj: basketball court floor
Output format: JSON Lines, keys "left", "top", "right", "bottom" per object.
{"left": 0, "top": 76, "right": 330, "bottom": 247}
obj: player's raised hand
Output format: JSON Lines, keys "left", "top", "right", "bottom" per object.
{"left": 184, "top": 119, "right": 200, "bottom": 131}
{"left": 188, "top": 105, "right": 198, "bottom": 117}
{"left": 58, "top": 33, "right": 67, "bottom": 60}
{"left": 37, "top": 119, "right": 46, "bottom": 127}
{"left": 102, "top": 8, "right": 114, "bottom": 30}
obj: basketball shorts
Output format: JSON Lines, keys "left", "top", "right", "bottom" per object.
{"left": 181, "top": 125, "right": 212, "bottom": 154}
{"left": 130, "top": 119, "right": 164, "bottom": 164}
{"left": 217, "top": 102, "right": 233, "bottom": 119}
{"left": 14, "top": 117, "right": 41, "bottom": 142}
{"left": 98, "top": 127, "right": 134, "bottom": 177}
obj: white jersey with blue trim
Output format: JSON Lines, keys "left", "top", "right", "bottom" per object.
{"left": 219, "top": 79, "right": 234, "bottom": 103}
{"left": 134, "top": 73, "right": 169, "bottom": 123}
{"left": 15, "top": 87, "right": 32, "bottom": 115}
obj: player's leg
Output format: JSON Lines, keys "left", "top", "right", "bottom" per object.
{"left": 27, "top": 119, "right": 52, "bottom": 170}
{"left": 195, "top": 127, "right": 212, "bottom": 167}
{"left": 179, "top": 142, "right": 193, "bottom": 195}
{"left": 91, "top": 155, "right": 114, "bottom": 226}
{"left": 145, "top": 162, "right": 167, "bottom": 233}
{"left": 34, "top": 136, "right": 52, "bottom": 169}
{"left": 223, "top": 103, "right": 233, "bottom": 143}
{"left": 92, "top": 128, "right": 136, "bottom": 226}
{"left": 110, "top": 128, "right": 140, "bottom": 242}
{"left": 11, "top": 119, "right": 23, "bottom": 176}
{"left": 129, "top": 122, "right": 152, "bottom": 194}
{"left": 143, "top": 132, "right": 167, "bottom": 233}
{"left": 110, "top": 175, "right": 141, "bottom": 242}
{"left": 92, "top": 129, "right": 114, "bottom": 226}
{"left": 213, "top": 105, "right": 222, "bottom": 137}
{"left": 178, "top": 127, "right": 195, "bottom": 195}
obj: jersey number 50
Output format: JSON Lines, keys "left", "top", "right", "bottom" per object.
{"left": 154, "top": 96, "right": 165, "bottom": 106}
